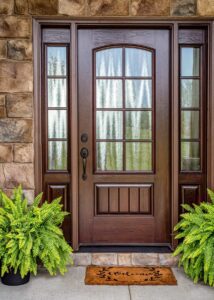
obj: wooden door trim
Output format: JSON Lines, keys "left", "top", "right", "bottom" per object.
{"left": 70, "top": 22, "right": 79, "bottom": 250}
{"left": 208, "top": 22, "right": 214, "bottom": 189}
{"left": 170, "top": 23, "right": 179, "bottom": 249}
{"left": 33, "top": 19, "right": 212, "bottom": 251}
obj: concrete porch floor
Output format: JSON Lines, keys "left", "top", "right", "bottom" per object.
{"left": 0, "top": 267, "right": 213, "bottom": 300}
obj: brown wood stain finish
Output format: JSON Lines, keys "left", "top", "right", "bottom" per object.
{"left": 33, "top": 20, "right": 211, "bottom": 250}
{"left": 78, "top": 28, "right": 170, "bottom": 244}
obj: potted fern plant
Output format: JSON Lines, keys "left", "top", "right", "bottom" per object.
{"left": 0, "top": 186, "right": 73, "bottom": 286}
{"left": 173, "top": 189, "right": 214, "bottom": 287}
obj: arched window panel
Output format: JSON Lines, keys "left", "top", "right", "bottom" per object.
{"left": 94, "top": 45, "right": 154, "bottom": 173}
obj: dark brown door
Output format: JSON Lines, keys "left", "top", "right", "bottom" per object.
{"left": 78, "top": 28, "right": 170, "bottom": 245}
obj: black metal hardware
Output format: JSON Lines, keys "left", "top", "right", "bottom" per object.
{"left": 81, "top": 133, "right": 88, "bottom": 143}
{"left": 80, "top": 147, "right": 89, "bottom": 180}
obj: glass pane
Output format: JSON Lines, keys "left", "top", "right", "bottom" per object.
{"left": 48, "top": 110, "right": 67, "bottom": 139}
{"left": 181, "top": 79, "right": 199, "bottom": 108}
{"left": 126, "top": 142, "right": 152, "bottom": 171}
{"left": 125, "top": 80, "right": 152, "bottom": 108}
{"left": 181, "top": 47, "right": 200, "bottom": 77}
{"left": 125, "top": 48, "right": 152, "bottom": 77}
{"left": 96, "top": 48, "right": 122, "bottom": 77}
{"left": 181, "top": 142, "right": 200, "bottom": 171}
{"left": 181, "top": 111, "right": 199, "bottom": 139}
{"left": 47, "top": 47, "right": 67, "bottom": 76}
{"left": 96, "top": 111, "right": 123, "bottom": 140}
{"left": 126, "top": 112, "right": 152, "bottom": 139}
{"left": 96, "top": 80, "right": 122, "bottom": 108}
{"left": 48, "top": 141, "right": 67, "bottom": 170}
{"left": 48, "top": 79, "right": 67, "bottom": 107}
{"left": 96, "top": 142, "right": 123, "bottom": 171}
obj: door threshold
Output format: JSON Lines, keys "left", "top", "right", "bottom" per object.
{"left": 76, "top": 245, "right": 172, "bottom": 253}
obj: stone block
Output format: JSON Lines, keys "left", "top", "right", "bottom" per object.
{"left": 14, "top": 143, "right": 33, "bottom": 163}
{"left": 14, "top": 0, "right": 29, "bottom": 15}
{"left": 0, "top": 62, "right": 33, "bottom": 93}
{"left": 0, "top": 164, "right": 5, "bottom": 188}
{"left": 73, "top": 253, "right": 92, "bottom": 266}
{"left": 2, "top": 189, "right": 13, "bottom": 197}
{"left": 7, "top": 40, "right": 32, "bottom": 60}
{"left": 88, "top": 0, "right": 129, "bottom": 16}
{"left": 3, "top": 163, "right": 34, "bottom": 189}
{"left": 159, "top": 253, "right": 179, "bottom": 266}
{"left": 6, "top": 94, "right": 32, "bottom": 118}
{"left": 0, "top": 119, "right": 32, "bottom": 142}
{"left": 59, "top": 0, "right": 86, "bottom": 16}
{"left": 0, "top": 107, "right": 6, "bottom": 118}
{"left": 29, "top": 0, "right": 58, "bottom": 15}
{"left": 2, "top": 188, "right": 35, "bottom": 204}
{"left": 0, "top": 0, "right": 14, "bottom": 15}
{"left": 171, "top": 0, "right": 196, "bottom": 16}
{"left": 198, "top": 0, "right": 214, "bottom": 16}
{"left": 0, "top": 40, "right": 7, "bottom": 59}
{"left": 92, "top": 253, "right": 117, "bottom": 266}
{"left": 0, "top": 144, "right": 13, "bottom": 163}
{"left": 0, "top": 16, "right": 31, "bottom": 38}
{"left": 118, "top": 253, "right": 132, "bottom": 266}
{"left": 0, "top": 95, "right": 6, "bottom": 106}
{"left": 132, "top": 253, "right": 159, "bottom": 266}
{"left": 23, "top": 189, "right": 35, "bottom": 204}
{"left": 131, "top": 0, "right": 170, "bottom": 16}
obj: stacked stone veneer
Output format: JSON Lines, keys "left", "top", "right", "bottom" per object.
{"left": 0, "top": 0, "right": 213, "bottom": 203}
{"left": 72, "top": 253, "right": 179, "bottom": 267}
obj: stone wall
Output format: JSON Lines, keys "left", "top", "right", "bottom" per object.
{"left": 0, "top": 0, "right": 213, "bottom": 202}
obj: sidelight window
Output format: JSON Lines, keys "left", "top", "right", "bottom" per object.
{"left": 180, "top": 47, "right": 201, "bottom": 172}
{"left": 46, "top": 46, "right": 68, "bottom": 171}
{"left": 95, "top": 46, "right": 154, "bottom": 172}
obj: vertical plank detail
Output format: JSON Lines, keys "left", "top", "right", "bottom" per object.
{"left": 97, "top": 186, "right": 109, "bottom": 213}
{"left": 96, "top": 184, "right": 153, "bottom": 215}
{"left": 139, "top": 187, "right": 151, "bottom": 213}
{"left": 109, "top": 188, "right": 119, "bottom": 213}
{"left": 129, "top": 187, "right": 139, "bottom": 213}
{"left": 119, "top": 187, "right": 129, "bottom": 213}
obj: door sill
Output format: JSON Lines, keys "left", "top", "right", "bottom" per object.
{"left": 76, "top": 245, "right": 172, "bottom": 253}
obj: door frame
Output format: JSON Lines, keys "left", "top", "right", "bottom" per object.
{"left": 33, "top": 18, "right": 214, "bottom": 251}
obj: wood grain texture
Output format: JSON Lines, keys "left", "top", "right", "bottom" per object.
{"left": 96, "top": 184, "right": 153, "bottom": 215}
{"left": 180, "top": 185, "right": 200, "bottom": 212}
{"left": 33, "top": 21, "right": 211, "bottom": 251}
{"left": 78, "top": 28, "right": 170, "bottom": 244}
{"left": 47, "top": 184, "right": 72, "bottom": 242}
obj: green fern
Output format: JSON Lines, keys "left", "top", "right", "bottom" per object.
{"left": 0, "top": 185, "right": 73, "bottom": 278}
{"left": 173, "top": 189, "right": 214, "bottom": 287}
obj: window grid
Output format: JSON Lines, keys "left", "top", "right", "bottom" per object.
{"left": 179, "top": 46, "right": 201, "bottom": 172}
{"left": 46, "top": 45, "right": 69, "bottom": 171}
{"left": 95, "top": 46, "right": 154, "bottom": 173}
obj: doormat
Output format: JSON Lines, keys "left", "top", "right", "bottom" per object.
{"left": 85, "top": 266, "right": 177, "bottom": 285}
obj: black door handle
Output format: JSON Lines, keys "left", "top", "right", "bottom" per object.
{"left": 80, "top": 147, "right": 89, "bottom": 180}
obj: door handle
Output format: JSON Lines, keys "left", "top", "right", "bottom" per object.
{"left": 80, "top": 147, "right": 89, "bottom": 180}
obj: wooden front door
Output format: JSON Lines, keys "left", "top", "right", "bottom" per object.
{"left": 78, "top": 28, "right": 171, "bottom": 245}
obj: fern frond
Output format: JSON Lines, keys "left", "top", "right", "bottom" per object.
{"left": 207, "top": 189, "right": 214, "bottom": 204}
{"left": 173, "top": 188, "right": 214, "bottom": 287}
{"left": 0, "top": 186, "right": 73, "bottom": 278}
